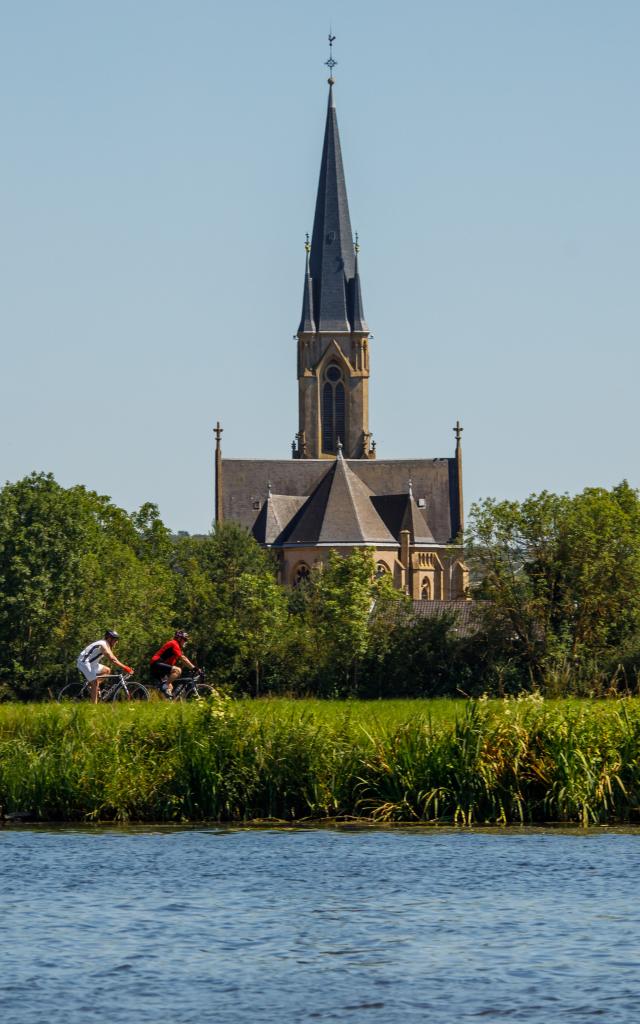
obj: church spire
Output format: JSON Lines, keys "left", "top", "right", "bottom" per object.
{"left": 294, "top": 41, "right": 373, "bottom": 461}
{"left": 298, "top": 234, "right": 316, "bottom": 333}
{"left": 308, "top": 76, "right": 356, "bottom": 332}
{"left": 350, "top": 234, "right": 368, "bottom": 332}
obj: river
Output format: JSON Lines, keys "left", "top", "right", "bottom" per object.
{"left": 1, "top": 827, "right": 638, "bottom": 1022}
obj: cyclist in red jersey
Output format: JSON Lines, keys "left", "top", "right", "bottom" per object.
{"left": 150, "top": 630, "right": 195, "bottom": 699}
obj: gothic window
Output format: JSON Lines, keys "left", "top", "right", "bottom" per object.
{"left": 293, "top": 562, "right": 310, "bottom": 587}
{"left": 322, "top": 363, "right": 346, "bottom": 454}
{"left": 421, "top": 578, "right": 431, "bottom": 600}
{"left": 375, "top": 561, "right": 390, "bottom": 578}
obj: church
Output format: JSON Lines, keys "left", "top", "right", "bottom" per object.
{"left": 214, "top": 64, "right": 468, "bottom": 603}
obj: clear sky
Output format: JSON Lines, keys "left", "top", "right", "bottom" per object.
{"left": 2, "top": 1, "right": 639, "bottom": 534}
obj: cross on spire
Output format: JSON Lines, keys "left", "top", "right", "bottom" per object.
{"left": 214, "top": 421, "right": 223, "bottom": 449}
{"left": 325, "top": 32, "right": 337, "bottom": 80}
{"left": 454, "top": 420, "right": 463, "bottom": 446}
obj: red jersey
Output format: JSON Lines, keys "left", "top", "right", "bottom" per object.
{"left": 150, "top": 639, "right": 183, "bottom": 666}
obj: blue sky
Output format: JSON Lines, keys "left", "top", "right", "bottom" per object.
{"left": 2, "top": 1, "right": 639, "bottom": 533}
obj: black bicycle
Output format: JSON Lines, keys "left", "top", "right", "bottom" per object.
{"left": 152, "top": 667, "right": 216, "bottom": 701}
{"left": 57, "top": 672, "right": 149, "bottom": 703}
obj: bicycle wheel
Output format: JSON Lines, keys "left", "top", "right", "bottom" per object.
{"left": 177, "top": 683, "right": 217, "bottom": 701}
{"left": 110, "top": 681, "right": 149, "bottom": 702}
{"left": 57, "top": 680, "right": 89, "bottom": 703}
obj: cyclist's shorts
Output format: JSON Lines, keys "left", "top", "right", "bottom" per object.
{"left": 150, "top": 661, "right": 174, "bottom": 681}
{"left": 77, "top": 656, "right": 105, "bottom": 683}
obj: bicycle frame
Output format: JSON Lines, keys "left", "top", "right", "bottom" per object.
{"left": 58, "top": 672, "right": 147, "bottom": 703}
{"left": 169, "top": 669, "right": 206, "bottom": 699}
{"left": 96, "top": 673, "right": 134, "bottom": 700}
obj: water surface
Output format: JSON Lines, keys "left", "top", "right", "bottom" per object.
{"left": 1, "top": 827, "right": 639, "bottom": 1022}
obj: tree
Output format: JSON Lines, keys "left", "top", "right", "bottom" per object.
{"left": 0, "top": 473, "right": 174, "bottom": 698}
{"left": 467, "top": 482, "right": 640, "bottom": 686}
{"left": 294, "top": 549, "right": 408, "bottom": 695}
{"left": 171, "top": 522, "right": 291, "bottom": 691}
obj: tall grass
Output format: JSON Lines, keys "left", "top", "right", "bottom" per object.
{"left": 2, "top": 696, "right": 640, "bottom": 824}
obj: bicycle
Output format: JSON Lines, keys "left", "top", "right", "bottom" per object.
{"left": 151, "top": 667, "right": 216, "bottom": 702}
{"left": 57, "top": 673, "right": 149, "bottom": 703}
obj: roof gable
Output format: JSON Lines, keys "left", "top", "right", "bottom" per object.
{"left": 282, "top": 454, "right": 397, "bottom": 546}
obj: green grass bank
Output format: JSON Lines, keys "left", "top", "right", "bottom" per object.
{"left": 2, "top": 696, "right": 640, "bottom": 826}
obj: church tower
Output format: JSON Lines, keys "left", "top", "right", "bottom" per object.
{"left": 216, "top": 43, "right": 468, "bottom": 603}
{"left": 293, "top": 76, "right": 375, "bottom": 461}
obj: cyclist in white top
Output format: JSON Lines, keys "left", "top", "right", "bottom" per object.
{"left": 76, "top": 630, "right": 133, "bottom": 704}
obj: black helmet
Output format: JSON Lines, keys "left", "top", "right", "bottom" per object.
{"left": 105, "top": 629, "right": 120, "bottom": 642}
{"left": 175, "top": 629, "right": 189, "bottom": 641}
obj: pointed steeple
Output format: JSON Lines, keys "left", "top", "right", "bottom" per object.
{"left": 349, "top": 234, "right": 368, "bottom": 332}
{"left": 298, "top": 234, "right": 316, "bottom": 332}
{"left": 400, "top": 489, "right": 436, "bottom": 545}
{"left": 294, "top": 54, "right": 374, "bottom": 461}
{"left": 309, "top": 80, "right": 356, "bottom": 332}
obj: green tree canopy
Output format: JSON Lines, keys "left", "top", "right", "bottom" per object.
{"left": 171, "top": 522, "right": 290, "bottom": 690}
{"left": 468, "top": 481, "right": 640, "bottom": 684}
{"left": 294, "top": 548, "right": 408, "bottom": 695}
{"left": 0, "top": 473, "right": 174, "bottom": 697}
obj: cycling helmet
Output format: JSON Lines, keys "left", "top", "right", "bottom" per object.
{"left": 105, "top": 629, "right": 120, "bottom": 642}
{"left": 174, "top": 629, "right": 189, "bottom": 641}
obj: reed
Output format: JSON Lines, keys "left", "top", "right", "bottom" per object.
{"left": 2, "top": 696, "right": 640, "bottom": 825}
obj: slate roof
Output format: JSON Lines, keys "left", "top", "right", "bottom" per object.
{"left": 222, "top": 457, "right": 459, "bottom": 546}
{"left": 302, "top": 82, "right": 367, "bottom": 334}
{"left": 282, "top": 452, "right": 397, "bottom": 546}
{"left": 402, "top": 494, "right": 435, "bottom": 544}
{"left": 252, "top": 494, "right": 307, "bottom": 545}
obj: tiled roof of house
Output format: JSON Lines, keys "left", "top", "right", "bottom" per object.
{"left": 412, "top": 599, "right": 481, "bottom": 637}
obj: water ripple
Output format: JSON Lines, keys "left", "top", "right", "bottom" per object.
{"left": 1, "top": 828, "right": 640, "bottom": 1023}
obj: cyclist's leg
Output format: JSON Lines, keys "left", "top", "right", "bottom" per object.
{"left": 151, "top": 661, "right": 175, "bottom": 697}
{"left": 91, "top": 665, "right": 110, "bottom": 704}
{"left": 167, "top": 665, "right": 182, "bottom": 695}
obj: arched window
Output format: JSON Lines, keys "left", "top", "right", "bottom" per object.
{"left": 322, "top": 363, "right": 346, "bottom": 454}
{"left": 293, "top": 562, "right": 310, "bottom": 587}
{"left": 375, "top": 561, "right": 390, "bottom": 579}
{"left": 421, "top": 578, "right": 431, "bottom": 600}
